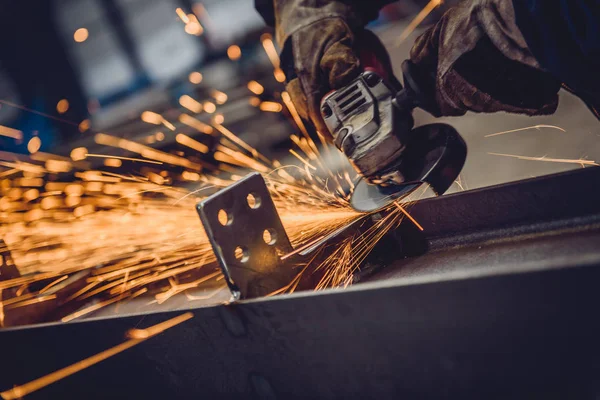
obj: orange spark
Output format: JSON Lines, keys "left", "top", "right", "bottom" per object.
{"left": 259, "top": 101, "right": 282, "bottom": 113}
{"left": 212, "top": 123, "right": 271, "bottom": 165}
{"left": 247, "top": 81, "right": 264, "bottom": 95}
{"left": 203, "top": 101, "right": 216, "bottom": 114}
{"left": 282, "top": 91, "right": 322, "bottom": 154}
{"left": 84, "top": 154, "right": 163, "bottom": 165}
{"left": 395, "top": 0, "right": 443, "bottom": 46}
{"left": 189, "top": 72, "right": 203, "bottom": 84}
{"left": 56, "top": 99, "right": 69, "bottom": 114}
{"left": 140, "top": 111, "right": 162, "bottom": 125}
{"left": 485, "top": 124, "right": 566, "bottom": 138}
{"left": 141, "top": 111, "right": 175, "bottom": 131}
{"left": 39, "top": 275, "right": 69, "bottom": 294}
{"left": 45, "top": 159, "right": 72, "bottom": 173}
{"left": 289, "top": 149, "right": 317, "bottom": 171}
{"left": 0, "top": 125, "right": 23, "bottom": 140}
{"left": 27, "top": 137, "right": 41, "bottom": 154}
{"left": 73, "top": 28, "right": 88, "bottom": 43}
{"left": 260, "top": 33, "right": 280, "bottom": 68}
{"left": 213, "top": 114, "right": 224, "bottom": 124}
{"left": 227, "top": 45, "right": 241, "bottom": 61}
{"left": 214, "top": 145, "right": 270, "bottom": 173}
{"left": 211, "top": 90, "right": 228, "bottom": 105}
{"left": 394, "top": 202, "right": 424, "bottom": 231}
{"left": 103, "top": 158, "right": 122, "bottom": 168}
{"left": 179, "top": 114, "right": 213, "bottom": 134}
{"left": 488, "top": 152, "right": 599, "bottom": 167}
{"left": 176, "top": 133, "right": 209, "bottom": 154}
{"left": 181, "top": 171, "right": 201, "bottom": 181}
{"left": 184, "top": 14, "right": 203, "bottom": 36}
{"left": 78, "top": 119, "right": 90, "bottom": 133}
{"left": 273, "top": 68, "right": 286, "bottom": 83}
{"left": 179, "top": 95, "right": 203, "bottom": 113}
{"left": 175, "top": 8, "right": 190, "bottom": 23}
{"left": 70, "top": 147, "right": 88, "bottom": 161}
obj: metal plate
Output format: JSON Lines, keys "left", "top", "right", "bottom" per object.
{"left": 197, "top": 172, "right": 294, "bottom": 299}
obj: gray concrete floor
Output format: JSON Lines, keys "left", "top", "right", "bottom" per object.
{"left": 377, "top": 23, "right": 600, "bottom": 191}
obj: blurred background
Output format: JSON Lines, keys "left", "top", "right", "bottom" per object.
{"left": 0, "top": 0, "right": 598, "bottom": 191}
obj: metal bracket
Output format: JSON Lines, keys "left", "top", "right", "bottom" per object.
{"left": 196, "top": 173, "right": 295, "bottom": 299}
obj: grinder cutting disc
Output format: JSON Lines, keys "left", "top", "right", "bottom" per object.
{"left": 350, "top": 123, "right": 467, "bottom": 212}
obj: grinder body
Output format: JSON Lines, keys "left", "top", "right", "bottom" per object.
{"left": 318, "top": 38, "right": 467, "bottom": 212}
{"left": 321, "top": 71, "right": 414, "bottom": 186}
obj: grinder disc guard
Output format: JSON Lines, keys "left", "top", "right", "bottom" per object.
{"left": 350, "top": 123, "right": 467, "bottom": 212}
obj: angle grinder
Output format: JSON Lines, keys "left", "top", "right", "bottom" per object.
{"left": 320, "top": 32, "right": 467, "bottom": 212}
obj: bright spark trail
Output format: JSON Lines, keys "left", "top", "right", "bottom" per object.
{"left": 0, "top": 5, "right": 425, "bottom": 329}
{"left": 0, "top": 109, "right": 382, "bottom": 326}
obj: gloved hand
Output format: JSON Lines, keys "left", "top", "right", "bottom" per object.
{"left": 274, "top": 0, "right": 384, "bottom": 137}
{"left": 281, "top": 17, "right": 361, "bottom": 137}
{"left": 408, "top": 0, "right": 562, "bottom": 117}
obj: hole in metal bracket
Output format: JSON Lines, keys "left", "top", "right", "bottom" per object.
{"left": 247, "top": 193, "right": 261, "bottom": 209}
{"left": 263, "top": 229, "right": 277, "bottom": 245}
{"left": 218, "top": 209, "right": 233, "bottom": 226}
{"left": 234, "top": 246, "right": 250, "bottom": 263}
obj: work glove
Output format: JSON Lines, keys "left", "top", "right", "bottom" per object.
{"left": 408, "top": 0, "right": 562, "bottom": 117}
{"left": 281, "top": 18, "right": 360, "bottom": 137}
{"left": 275, "top": 0, "right": 389, "bottom": 137}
